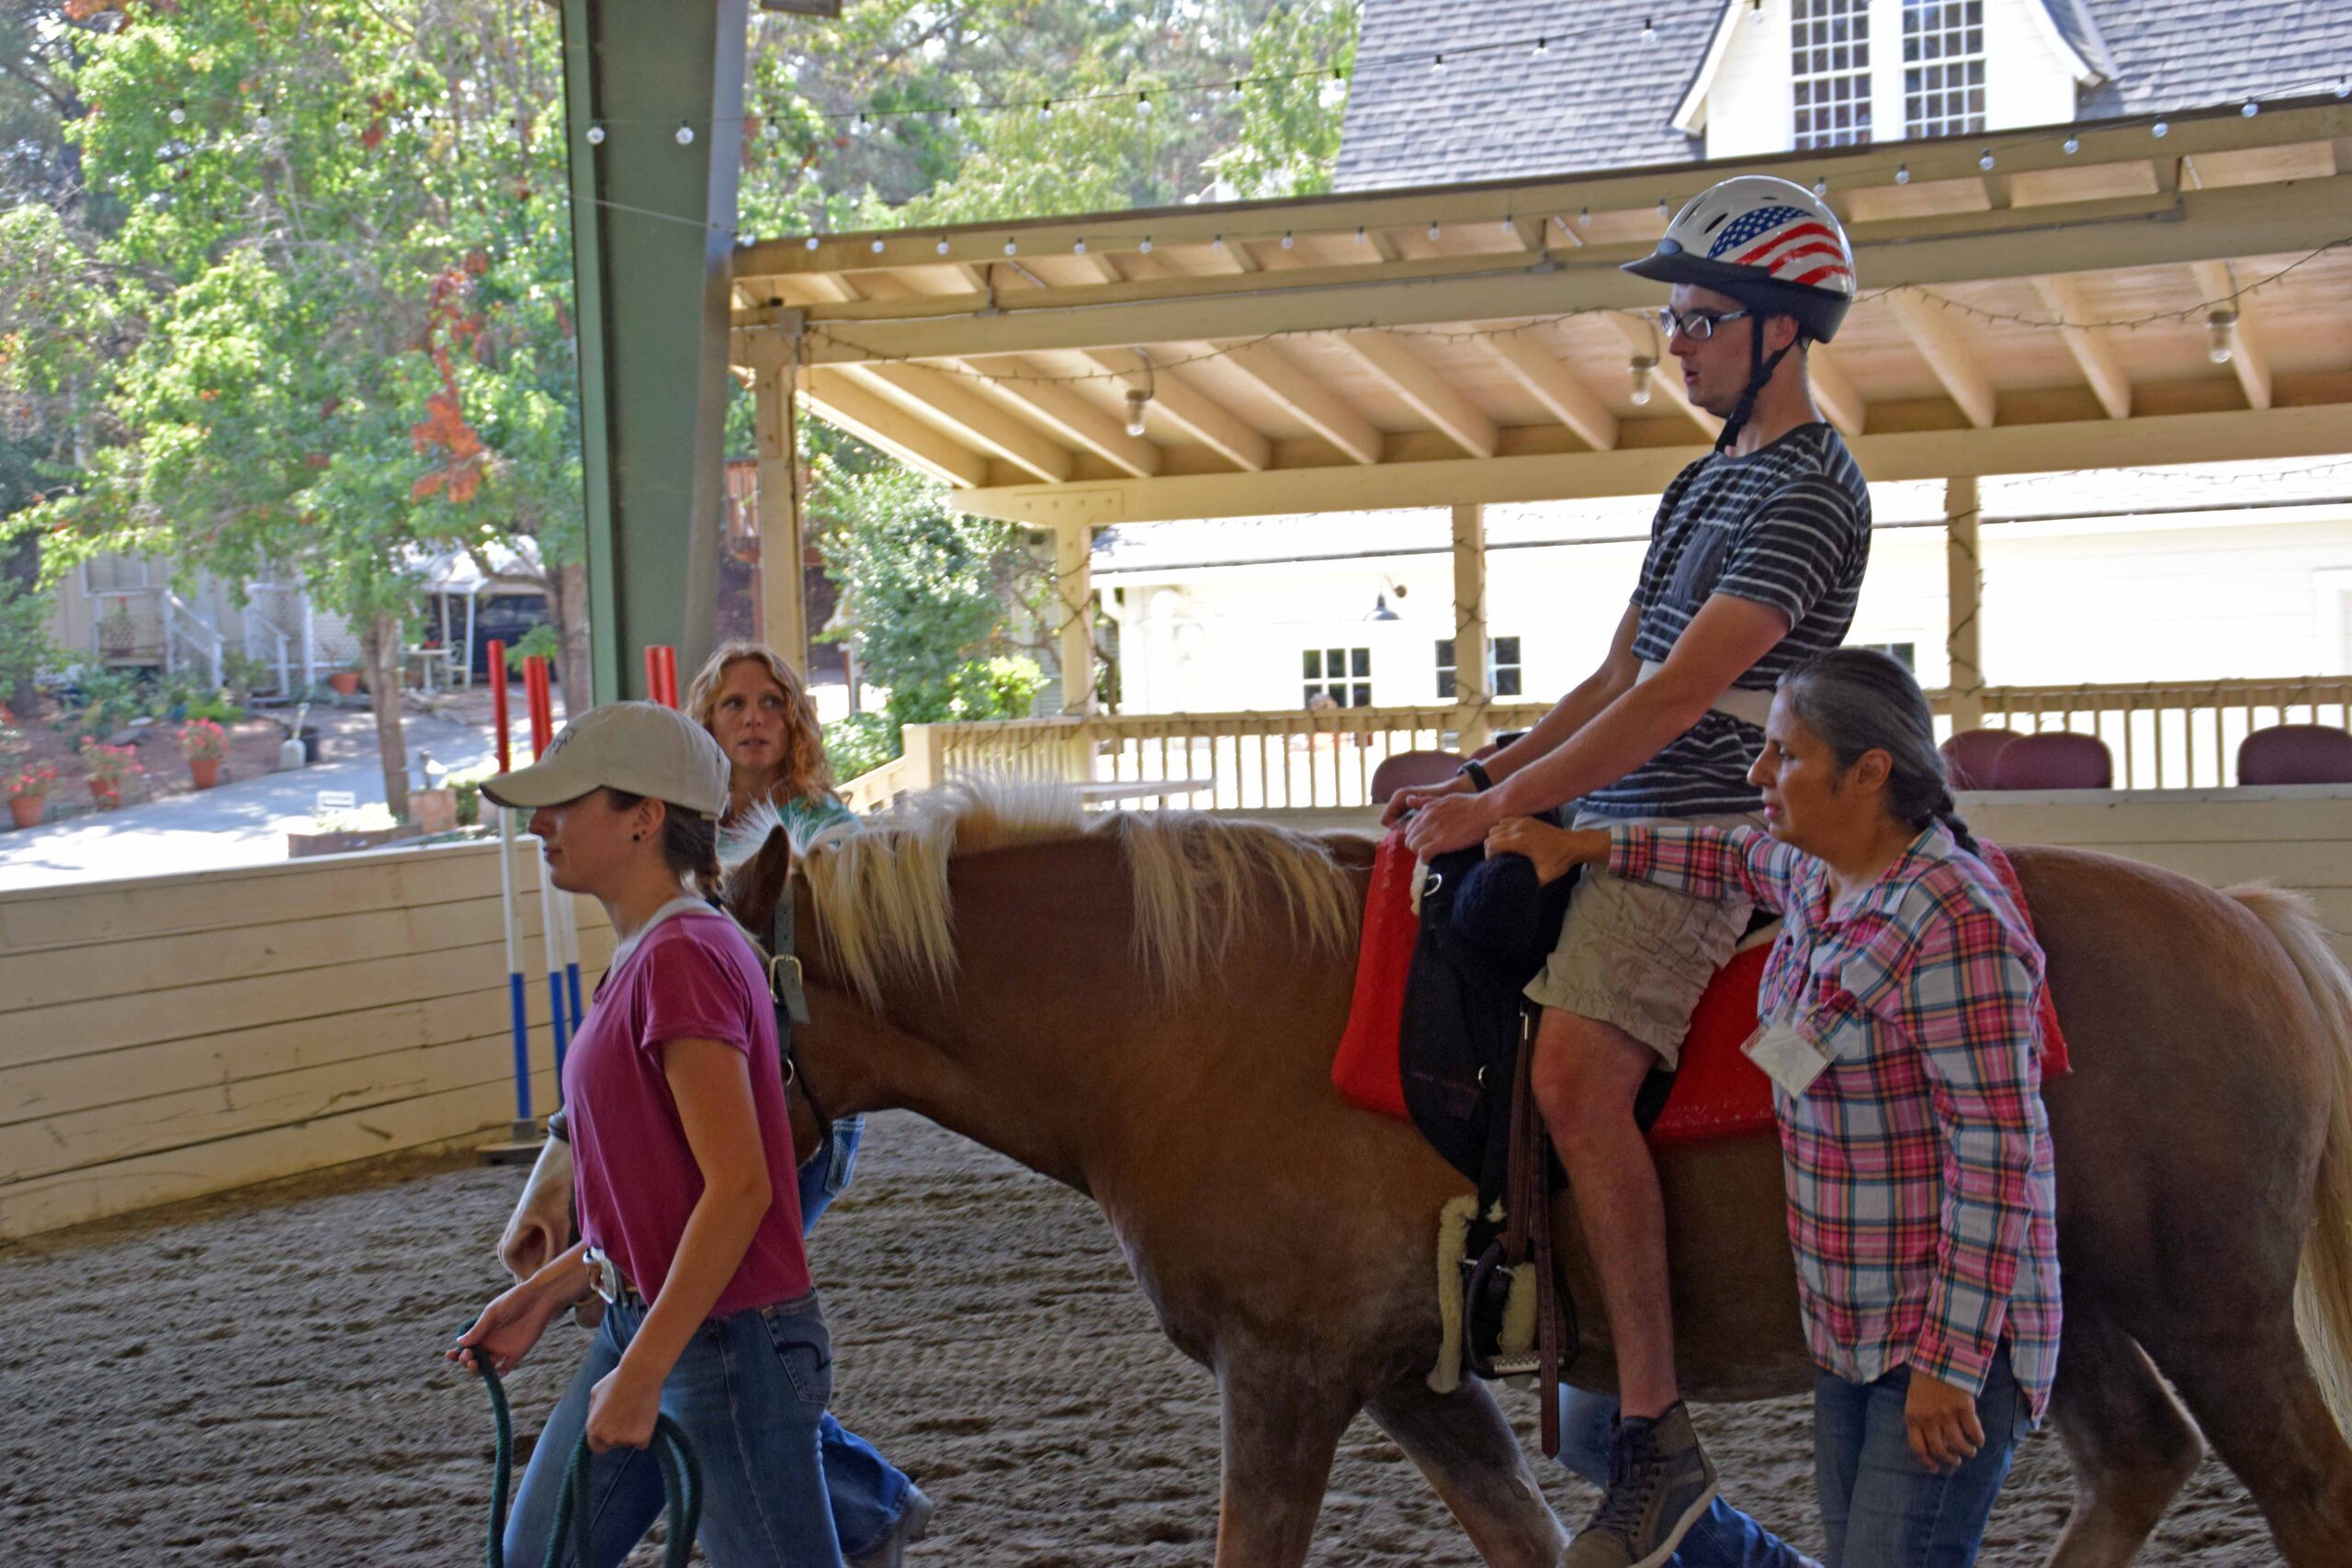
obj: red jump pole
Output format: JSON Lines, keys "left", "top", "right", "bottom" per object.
{"left": 525, "top": 655, "right": 554, "bottom": 758}
{"left": 658, "top": 646, "right": 681, "bottom": 709}
{"left": 645, "top": 645, "right": 665, "bottom": 706}
{"left": 520, "top": 653, "right": 571, "bottom": 1080}
{"left": 487, "top": 638, "right": 511, "bottom": 775}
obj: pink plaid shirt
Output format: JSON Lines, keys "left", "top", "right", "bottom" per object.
{"left": 1609, "top": 822, "right": 2060, "bottom": 1417}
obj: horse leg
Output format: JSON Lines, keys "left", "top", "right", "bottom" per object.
{"left": 1212, "top": 1359, "right": 1355, "bottom": 1568}
{"left": 1364, "top": 1378, "right": 1567, "bottom": 1567}
{"left": 2041, "top": 1305, "right": 2203, "bottom": 1567}
{"left": 2146, "top": 1316, "right": 2352, "bottom": 1565}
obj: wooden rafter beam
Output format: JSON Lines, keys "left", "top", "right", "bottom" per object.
{"left": 955, "top": 356, "right": 1161, "bottom": 479}
{"left": 842, "top": 362, "right": 1076, "bottom": 483}
{"left": 953, "top": 402, "right": 2352, "bottom": 525}
{"left": 1888, "top": 291, "right": 1997, "bottom": 429}
{"left": 1807, "top": 344, "right": 1866, "bottom": 436}
{"left": 799, "top": 367, "right": 990, "bottom": 489}
{"left": 1476, "top": 333, "right": 1619, "bottom": 451}
{"left": 1073, "top": 347, "right": 1271, "bottom": 472}
{"left": 2031, "top": 275, "right": 2132, "bottom": 420}
{"left": 1336, "top": 331, "right": 1498, "bottom": 458}
{"left": 773, "top": 175, "right": 2352, "bottom": 364}
{"left": 2191, "top": 259, "right": 2273, "bottom": 410}
{"left": 1216, "top": 339, "right": 1383, "bottom": 465}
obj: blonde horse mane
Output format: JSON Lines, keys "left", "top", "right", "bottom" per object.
{"left": 726, "top": 778, "right": 1358, "bottom": 1013}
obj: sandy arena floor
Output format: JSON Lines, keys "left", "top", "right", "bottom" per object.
{"left": 0, "top": 1111, "right": 2281, "bottom": 1565}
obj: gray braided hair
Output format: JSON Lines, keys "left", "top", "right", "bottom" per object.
{"left": 1775, "top": 649, "right": 1977, "bottom": 854}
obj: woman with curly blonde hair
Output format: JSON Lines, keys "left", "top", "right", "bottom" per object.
{"left": 684, "top": 642, "right": 847, "bottom": 838}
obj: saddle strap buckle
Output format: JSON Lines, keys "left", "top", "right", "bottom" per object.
{"left": 767, "top": 953, "right": 809, "bottom": 1026}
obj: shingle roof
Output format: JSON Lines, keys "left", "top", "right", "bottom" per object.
{"left": 1335, "top": 0, "right": 2350, "bottom": 192}
{"left": 1333, "top": 0, "right": 1719, "bottom": 191}
{"left": 2071, "top": 0, "right": 2348, "bottom": 118}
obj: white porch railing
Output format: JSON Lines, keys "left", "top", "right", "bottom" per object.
{"left": 833, "top": 675, "right": 2352, "bottom": 813}
{"left": 162, "top": 591, "right": 224, "bottom": 688}
{"left": 1951, "top": 676, "right": 2352, "bottom": 791}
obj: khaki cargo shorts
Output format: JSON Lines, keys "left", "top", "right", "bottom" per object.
{"left": 1521, "top": 810, "right": 1764, "bottom": 1066}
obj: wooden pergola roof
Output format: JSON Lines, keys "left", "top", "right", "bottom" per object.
{"left": 730, "top": 97, "right": 2352, "bottom": 526}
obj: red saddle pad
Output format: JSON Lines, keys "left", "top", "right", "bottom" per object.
{"left": 1330, "top": 833, "right": 2069, "bottom": 1146}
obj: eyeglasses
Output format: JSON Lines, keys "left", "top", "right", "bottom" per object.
{"left": 1654, "top": 306, "right": 1753, "bottom": 342}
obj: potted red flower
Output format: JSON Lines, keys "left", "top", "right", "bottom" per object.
{"left": 79, "top": 738, "right": 142, "bottom": 811}
{"left": 180, "top": 718, "right": 227, "bottom": 788}
{"left": 6, "top": 764, "right": 53, "bottom": 829}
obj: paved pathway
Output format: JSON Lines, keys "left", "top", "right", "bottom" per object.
{"left": 0, "top": 713, "right": 509, "bottom": 892}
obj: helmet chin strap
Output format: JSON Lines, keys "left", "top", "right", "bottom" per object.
{"left": 1713, "top": 321, "right": 1798, "bottom": 455}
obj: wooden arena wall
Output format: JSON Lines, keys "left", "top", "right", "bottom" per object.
{"left": 0, "top": 839, "right": 611, "bottom": 1242}
{"left": 1, "top": 786, "right": 2347, "bottom": 1241}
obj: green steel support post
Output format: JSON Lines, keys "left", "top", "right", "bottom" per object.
{"left": 560, "top": 0, "right": 748, "bottom": 703}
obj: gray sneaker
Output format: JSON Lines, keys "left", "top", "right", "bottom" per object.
{"left": 848, "top": 1485, "right": 936, "bottom": 1568}
{"left": 1562, "top": 1403, "right": 1720, "bottom": 1568}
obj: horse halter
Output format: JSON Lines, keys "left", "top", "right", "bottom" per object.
{"left": 769, "top": 874, "right": 835, "bottom": 1169}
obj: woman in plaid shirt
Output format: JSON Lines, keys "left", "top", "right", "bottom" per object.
{"left": 1489, "top": 648, "right": 2060, "bottom": 1567}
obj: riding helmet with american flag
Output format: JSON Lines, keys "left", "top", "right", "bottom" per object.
{"left": 1622, "top": 175, "right": 1858, "bottom": 343}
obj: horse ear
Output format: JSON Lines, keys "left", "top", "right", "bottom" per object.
{"left": 719, "top": 822, "right": 797, "bottom": 943}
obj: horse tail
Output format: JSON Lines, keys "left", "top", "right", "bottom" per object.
{"left": 2231, "top": 882, "right": 2352, "bottom": 1434}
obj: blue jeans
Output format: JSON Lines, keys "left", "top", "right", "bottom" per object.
{"left": 1558, "top": 1388, "right": 1821, "bottom": 1568}
{"left": 505, "top": 1294, "right": 843, "bottom": 1567}
{"left": 1813, "top": 1351, "right": 2027, "bottom": 1566}
{"left": 798, "top": 1118, "right": 919, "bottom": 1562}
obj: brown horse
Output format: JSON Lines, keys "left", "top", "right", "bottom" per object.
{"left": 716, "top": 783, "right": 2352, "bottom": 1567}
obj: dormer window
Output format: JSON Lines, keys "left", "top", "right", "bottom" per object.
{"left": 1903, "top": 0, "right": 1986, "bottom": 138}
{"left": 1791, "top": 0, "right": 1872, "bottom": 151}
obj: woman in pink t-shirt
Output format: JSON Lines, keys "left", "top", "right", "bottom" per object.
{"left": 451, "top": 701, "right": 842, "bottom": 1567}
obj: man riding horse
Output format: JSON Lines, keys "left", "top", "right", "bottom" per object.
{"left": 1389, "top": 174, "right": 1870, "bottom": 1568}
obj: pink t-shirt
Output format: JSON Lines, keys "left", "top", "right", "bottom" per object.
{"left": 562, "top": 906, "right": 811, "bottom": 1315}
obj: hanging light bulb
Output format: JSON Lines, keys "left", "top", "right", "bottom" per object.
{"left": 675, "top": 121, "right": 695, "bottom": 145}
{"left": 1811, "top": 178, "right": 1828, "bottom": 198}
{"left": 1211, "top": 233, "right": 1226, "bottom": 251}
{"left": 1354, "top": 225, "right": 1367, "bottom": 244}
{"left": 935, "top": 237, "right": 950, "bottom": 255}
{"left": 855, "top": 112, "right": 872, "bottom": 134}
{"left": 869, "top": 238, "right": 884, "bottom": 254}
{"left": 1894, "top": 163, "right": 1911, "bottom": 185}
{"left": 1642, "top": 17, "right": 1657, "bottom": 43}
{"left": 1656, "top": 197, "right": 1671, "bottom": 219}
{"left": 2152, "top": 120, "right": 2169, "bottom": 138}
{"left": 2241, "top": 99, "right": 2259, "bottom": 118}
{"left": 1124, "top": 387, "right": 1150, "bottom": 438}
{"left": 1577, "top": 206, "right": 1591, "bottom": 227}
{"left": 1038, "top": 100, "right": 1054, "bottom": 122}
{"left": 585, "top": 123, "right": 606, "bottom": 145}
{"left": 1432, "top": 53, "right": 1447, "bottom": 71}
{"left": 1002, "top": 238, "right": 1018, "bottom": 256}
{"left": 805, "top": 235, "right": 820, "bottom": 251}
{"left": 1139, "top": 235, "right": 1154, "bottom": 254}
{"left": 1750, "top": 0, "right": 1767, "bottom": 22}
{"left": 254, "top": 109, "right": 274, "bottom": 134}
{"left": 2062, "top": 134, "right": 2080, "bottom": 155}
{"left": 1073, "top": 238, "right": 1088, "bottom": 254}
{"left": 1533, "top": 36, "right": 1549, "bottom": 54}
{"left": 1136, "top": 95, "right": 1151, "bottom": 117}
{"left": 1978, "top": 148, "right": 1996, "bottom": 171}
{"left": 1630, "top": 355, "right": 1657, "bottom": 406}
{"left": 1427, "top": 220, "right": 1441, "bottom": 242}
{"left": 168, "top": 103, "right": 187, "bottom": 126}
{"left": 1280, "top": 231, "right": 1295, "bottom": 249}
{"left": 1228, "top": 81, "right": 1245, "bottom": 100}
{"left": 2207, "top": 309, "right": 2239, "bottom": 366}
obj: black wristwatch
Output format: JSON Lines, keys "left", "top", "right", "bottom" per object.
{"left": 1455, "top": 759, "right": 1493, "bottom": 793}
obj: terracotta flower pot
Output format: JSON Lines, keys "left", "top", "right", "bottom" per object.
{"left": 190, "top": 756, "right": 222, "bottom": 789}
{"left": 8, "top": 795, "right": 41, "bottom": 829}
{"left": 327, "top": 671, "right": 363, "bottom": 696}
{"left": 90, "top": 779, "right": 120, "bottom": 811}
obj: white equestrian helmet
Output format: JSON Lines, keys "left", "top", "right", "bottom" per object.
{"left": 1623, "top": 175, "right": 1858, "bottom": 343}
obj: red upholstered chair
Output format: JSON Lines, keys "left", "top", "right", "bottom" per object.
{"left": 2236, "top": 724, "right": 2352, "bottom": 786}
{"left": 1369, "top": 750, "right": 1464, "bottom": 805}
{"left": 1940, "top": 728, "right": 2020, "bottom": 790}
{"left": 1988, "top": 731, "right": 2113, "bottom": 790}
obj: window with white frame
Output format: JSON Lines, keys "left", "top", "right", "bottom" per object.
{"left": 1903, "top": 0, "right": 1984, "bottom": 139}
{"left": 1304, "top": 646, "right": 1372, "bottom": 707}
{"left": 83, "top": 553, "right": 151, "bottom": 593}
{"left": 1857, "top": 640, "right": 1918, "bottom": 671}
{"left": 1792, "top": 0, "right": 1872, "bottom": 151}
{"left": 1435, "top": 636, "right": 1523, "bottom": 700}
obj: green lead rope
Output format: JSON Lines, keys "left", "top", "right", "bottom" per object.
{"left": 471, "top": 1346, "right": 702, "bottom": 1568}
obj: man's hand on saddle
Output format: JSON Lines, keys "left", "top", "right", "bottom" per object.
{"left": 1380, "top": 773, "right": 1473, "bottom": 829}
{"left": 1484, "top": 818, "right": 1611, "bottom": 886}
{"left": 1399, "top": 789, "right": 1499, "bottom": 859}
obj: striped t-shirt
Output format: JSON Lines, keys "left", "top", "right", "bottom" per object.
{"left": 1582, "top": 422, "right": 1871, "bottom": 818}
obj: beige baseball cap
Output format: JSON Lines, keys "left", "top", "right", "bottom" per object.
{"left": 481, "top": 701, "right": 730, "bottom": 819}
